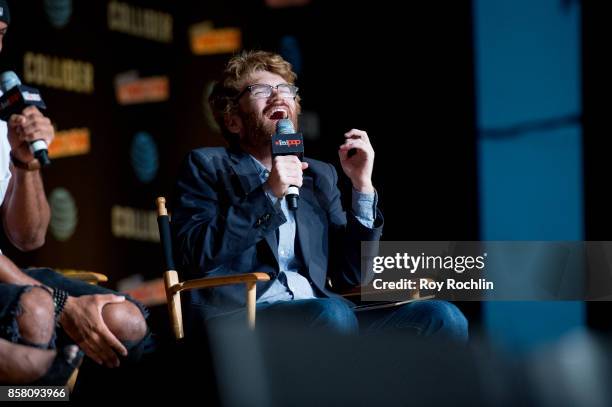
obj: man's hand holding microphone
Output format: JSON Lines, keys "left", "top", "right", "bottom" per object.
{"left": 1, "top": 71, "right": 54, "bottom": 169}
{"left": 266, "top": 155, "right": 309, "bottom": 199}
{"left": 7, "top": 105, "right": 54, "bottom": 167}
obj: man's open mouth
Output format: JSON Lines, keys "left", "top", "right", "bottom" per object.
{"left": 267, "top": 106, "right": 288, "bottom": 120}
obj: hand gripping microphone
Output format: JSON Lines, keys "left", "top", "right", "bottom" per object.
{"left": 0, "top": 71, "right": 51, "bottom": 167}
{"left": 271, "top": 118, "right": 304, "bottom": 210}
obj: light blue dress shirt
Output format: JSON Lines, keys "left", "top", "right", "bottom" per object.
{"left": 250, "top": 156, "right": 376, "bottom": 304}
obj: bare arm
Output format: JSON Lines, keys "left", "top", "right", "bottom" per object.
{"left": 0, "top": 253, "right": 41, "bottom": 285}
{"left": 1, "top": 166, "right": 50, "bottom": 250}
{"left": 0, "top": 338, "right": 55, "bottom": 383}
{"left": 1, "top": 106, "right": 54, "bottom": 251}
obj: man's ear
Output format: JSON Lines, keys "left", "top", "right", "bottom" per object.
{"left": 225, "top": 112, "right": 242, "bottom": 135}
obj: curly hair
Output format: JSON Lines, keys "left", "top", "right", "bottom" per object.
{"left": 209, "top": 50, "right": 300, "bottom": 146}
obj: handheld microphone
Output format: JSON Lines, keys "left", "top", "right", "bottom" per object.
{"left": 271, "top": 118, "right": 303, "bottom": 210}
{"left": 0, "top": 71, "right": 51, "bottom": 167}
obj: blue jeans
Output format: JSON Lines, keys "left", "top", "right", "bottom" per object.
{"left": 207, "top": 298, "right": 468, "bottom": 343}
{"left": 358, "top": 300, "right": 469, "bottom": 343}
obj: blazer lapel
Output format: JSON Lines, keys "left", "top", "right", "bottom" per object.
{"left": 229, "top": 148, "right": 279, "bottom": 264}
{"left": 229, "top": 149, "right": 262, "bottom": 196}
{"left": 263, "top": 229, "right": 279, "bottom": 264}
{"left": 296, "top": 175, "right": 315, "bottom": 271}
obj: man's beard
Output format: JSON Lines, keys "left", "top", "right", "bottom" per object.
{"left": 239, "top": 109, "right": 298, "bottom": 151}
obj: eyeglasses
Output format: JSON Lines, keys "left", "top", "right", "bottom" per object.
{"left": 236, "top": 83, "right": 299, "bottom": 100}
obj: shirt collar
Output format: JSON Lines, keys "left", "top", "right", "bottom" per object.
{"left": 248, "top": 155, "right": 270, "bottom": 182}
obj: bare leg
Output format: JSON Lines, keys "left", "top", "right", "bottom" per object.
{"left": 16, "top": 286, "right": 55, "bottom": 347}
{"left": 102, "top": 302, "right": 147, "bottom": 343}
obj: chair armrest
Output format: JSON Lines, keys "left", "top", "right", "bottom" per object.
{"left": 164, "top": 271, "right": 270, "bottom": 337}
{"left": 168, "top": 272, "right": 270, "bottom": 295}
{"left": 60, "top": 271, "right": 109, "bottom": 285}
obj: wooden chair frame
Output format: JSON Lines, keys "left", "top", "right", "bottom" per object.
{"left": 156, "top": 197, "right": 269, "bottom": 339}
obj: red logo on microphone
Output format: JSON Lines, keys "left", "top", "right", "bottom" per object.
{"left": 275, "top": 139, "right": 301, "bottom": 146}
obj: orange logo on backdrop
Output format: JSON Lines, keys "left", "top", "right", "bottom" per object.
{"left": 48, "top": 128, "right": 91, "bottom": 158}
{"left": 190, "top": 21, "right": 241, "bottom": 55}
{"left": 115, "top": 76, "right": 169, "bottom": 105}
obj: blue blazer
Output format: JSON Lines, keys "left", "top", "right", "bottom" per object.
{"left": 172, "top": 147, "right": 383, "bottom": 320}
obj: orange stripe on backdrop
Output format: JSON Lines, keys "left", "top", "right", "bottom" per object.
{"left": 48, "top": 128, "right": 91, "bottom": 158}
{"left": 190, "top": 27, "right": 241, "bottom": 55}
{"left": 116, "top": 76, "right": 170, "bottom": 105}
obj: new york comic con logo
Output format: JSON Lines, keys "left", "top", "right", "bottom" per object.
{"left": 274, "top": 139, "right": 301, "bottom": 147}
